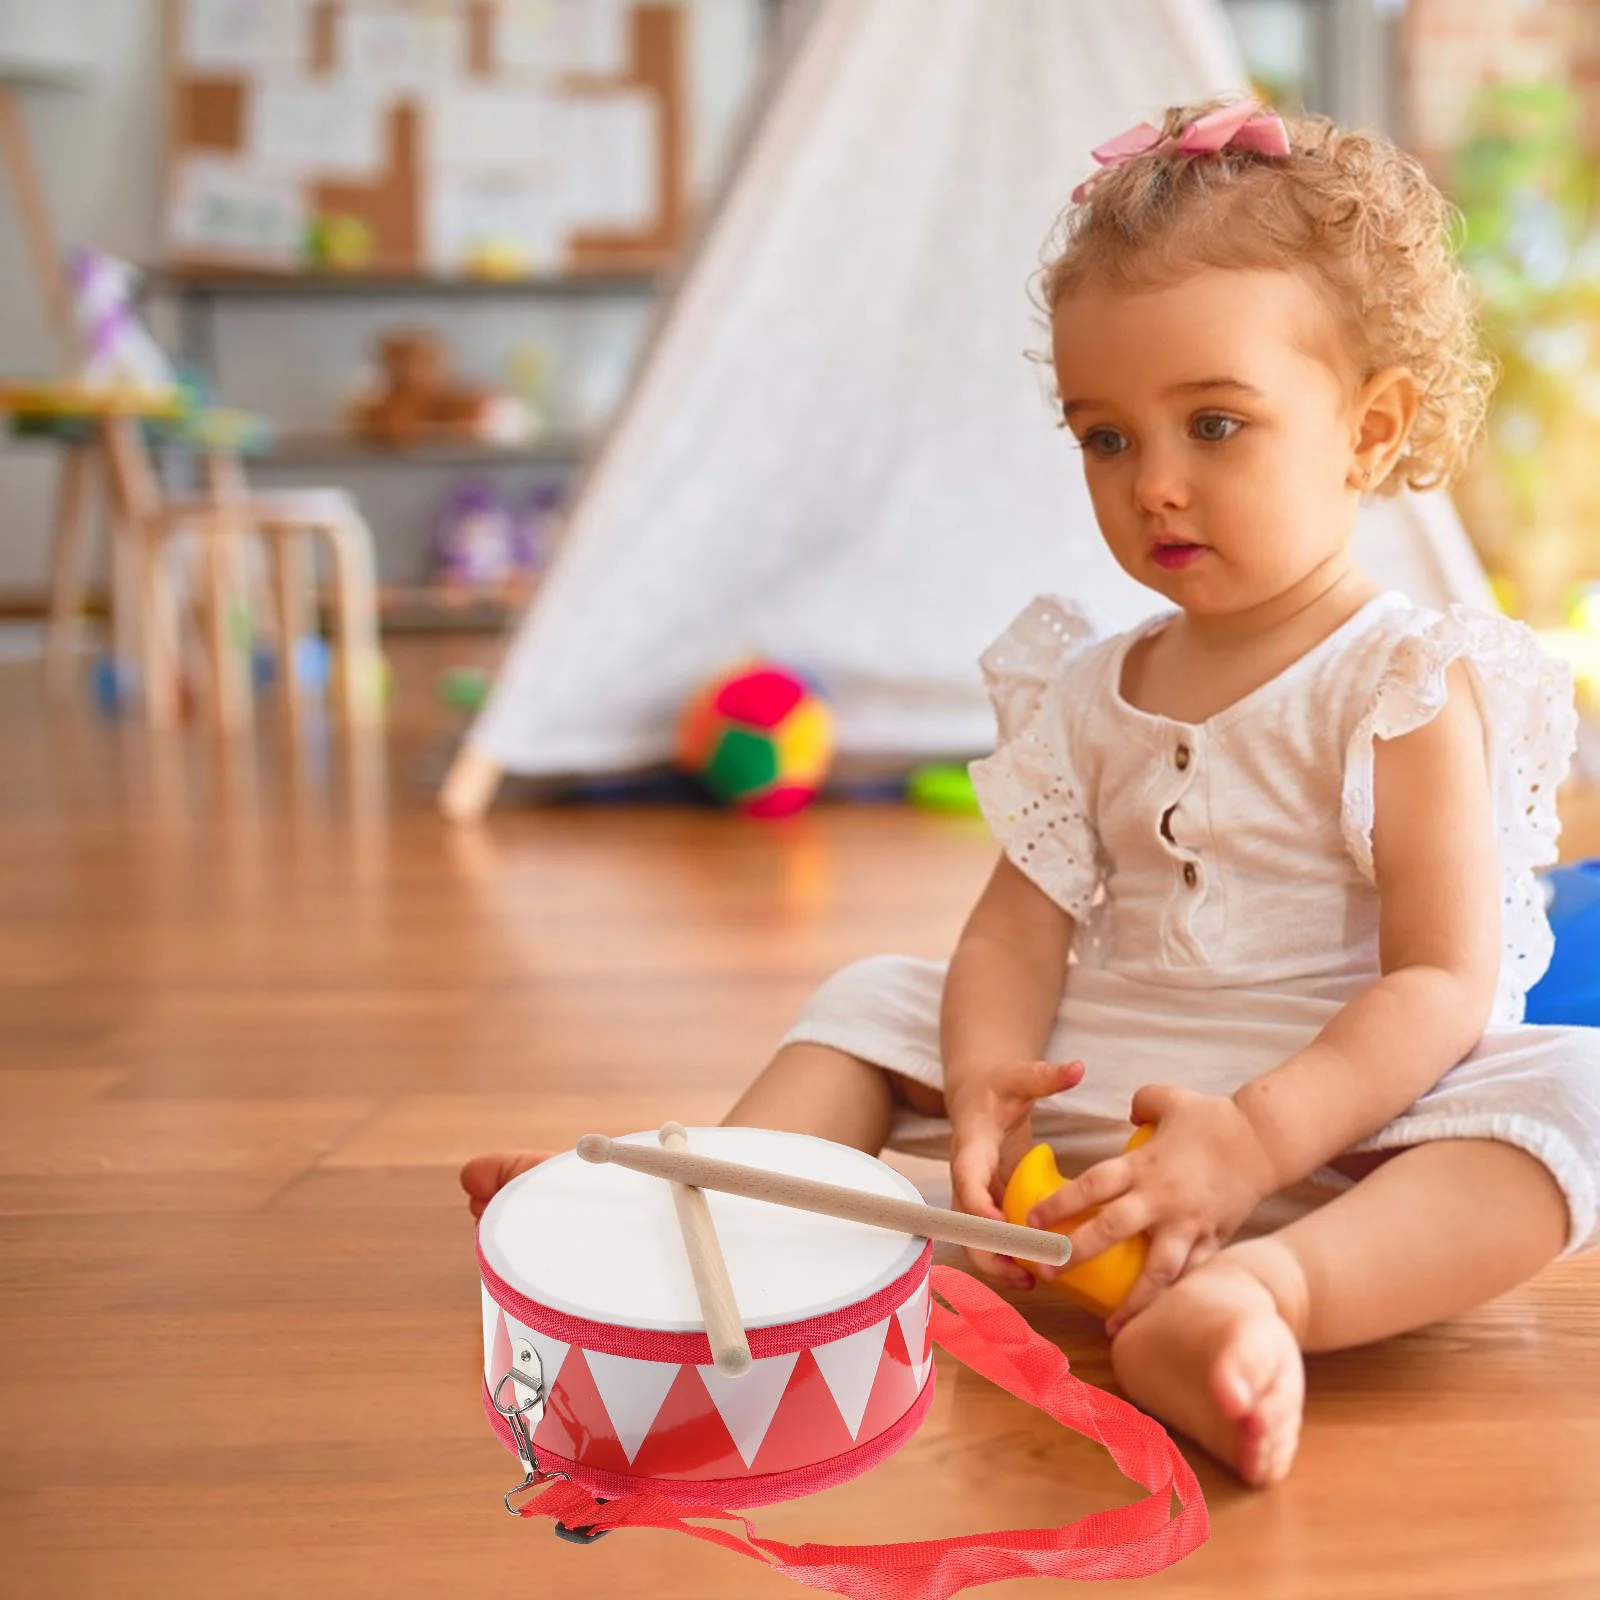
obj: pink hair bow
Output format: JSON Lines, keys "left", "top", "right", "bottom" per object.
{"left": 1071, "top": 99, "right": 1290, "bottom": 203}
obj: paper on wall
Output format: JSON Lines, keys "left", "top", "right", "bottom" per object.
{"left": 498, "top": 0, "right": 631, "bottom": 78}
{"left": 561, "top": 91, "right": 657, "bottom": 231}
{"left": 183, "top": 0, "right": 308, "bottom": 70}
{"left": 249, "top": 83, "right": 385, "bottom": 179}
{"left": 167, "top": 157, "right": 308, "bottom": 266}
{"left": 337, "top": 7, "right": 466, "bottom": 92}
{"left": 430, "top": 88, "right": 562, "bottom": 172}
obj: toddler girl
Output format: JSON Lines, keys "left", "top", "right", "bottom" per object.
{"left": 463, "top": 99, "right": 1600, "bottom": 1488}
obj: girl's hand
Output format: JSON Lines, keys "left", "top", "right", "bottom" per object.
{"left": 947, "top": 1058, "right": 1086, "bottom": 1291}
{"left": 1023, "top": 1083, "right": 1281, "bottom": 1333}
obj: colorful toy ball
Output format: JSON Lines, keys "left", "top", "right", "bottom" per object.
{"left": 677, "top": 663, "right": 834, "bottom": 817}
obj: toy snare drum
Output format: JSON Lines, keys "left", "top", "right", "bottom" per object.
{"left": 476, "top": 1128, "right": 1209, "bottom": 1595}
{"left": 478, "top": 1128, "right": 932, "bottom": 1507}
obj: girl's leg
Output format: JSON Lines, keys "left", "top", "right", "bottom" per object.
{"left": 462, "top": 1043, "right": 941, "bottom": 1215}
{"left": 721, "top": 1042, "right": 944, "bottom": 1153}
{"left": 1110, "top": 1137, "right": 1570, "bottom": 1486}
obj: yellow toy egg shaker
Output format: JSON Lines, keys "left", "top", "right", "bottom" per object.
{"left": 1001, "top": 1124, "right": 1155, "bottom": 1318}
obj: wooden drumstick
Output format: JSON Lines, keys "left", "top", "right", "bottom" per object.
{"left": 576, "top": 1133, "right": 1072, "bottom": 1266}
{"left": 658, "top": 1122, "right": 752, "bottom": 1379}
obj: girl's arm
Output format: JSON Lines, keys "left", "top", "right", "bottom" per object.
{"left": 940, "top": 854, "right": 1076, "bottom": 1112}
{"left": 940, "top": 856, "right": 1083, "bottom": 1285}
{"left": 1232, "top": 660, "right": 1502, "bottom": 1189}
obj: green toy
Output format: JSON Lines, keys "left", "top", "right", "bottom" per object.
{"left": 907, "top": 763, "right": 981, "bottom": 815}
{"left": 440, "top": 665, "right": 492, "bottom": 710}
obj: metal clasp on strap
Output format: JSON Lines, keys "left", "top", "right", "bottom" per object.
{"left": 491, "top": 1338, "right": 610, "bottom": 1541}
{"left": 493, "top": 1340, "right": 567, "bottom": 1514}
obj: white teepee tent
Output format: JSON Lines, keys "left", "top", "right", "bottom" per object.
{"left": 443, "top": 0, "right": 1493, "bottom": 821}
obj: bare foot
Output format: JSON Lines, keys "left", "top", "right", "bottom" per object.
{"left": 1109, "top": 1256, "right": 1306, "bottom": 1486}
{"left": 460, "top": 1150, "right": 553, "bottom": 1219}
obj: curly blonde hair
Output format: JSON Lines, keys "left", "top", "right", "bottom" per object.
{"left": 1039, "top": 101, "right": 1496, "bottom": 495}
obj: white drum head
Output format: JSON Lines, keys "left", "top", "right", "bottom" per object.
{"left": 479, "top": 1127, "right": 927, "bottom": 1332}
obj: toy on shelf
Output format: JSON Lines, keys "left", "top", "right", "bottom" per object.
{"left": 465, "top": 240, "right": 533, "bottom": 279}
{"left": 432, "top": 478, "right": 525, "bottom": 592}
{"left": 348, "top": 329, "right": 536, "bottom": 450}
{"left": 3, "top": 253, "right": 185, "bottom": 430}
{"left": 513, "top": 479, "right": 563, "bottom": 572}
{"left": 677, "top": 663, "right": 835, "bottom": 817}
{"left": 306, "top": 212, "right": 375, "bottom": 271}
{"left": 1002, "top": 1124, "right": 1156, "bottom": 1319}
{"left": 68, "top": 251, "right": 177, "bottom": 399}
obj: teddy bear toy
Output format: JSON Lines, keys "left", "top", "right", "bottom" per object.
{"left": 351, "top": 330, "right": 530, "bottom": 449}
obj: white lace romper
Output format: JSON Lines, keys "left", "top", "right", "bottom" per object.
{"left": 781, "top": 590, "right": 1600, "bottom": 1254}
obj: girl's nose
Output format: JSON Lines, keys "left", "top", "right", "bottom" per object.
{"left": 1131, "top": 446, "right": 1190, "bottom": 514}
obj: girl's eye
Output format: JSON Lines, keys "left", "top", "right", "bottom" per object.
{"left": 1193, "top": 414, "right": 1242, "bottom": 443}
{"left": 1079, "top": 427, "right": 1127, "bottom": 458}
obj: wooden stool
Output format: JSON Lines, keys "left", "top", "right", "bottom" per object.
{"left": 99, "top": 415, "right": 382, "bottom": 733}
{"left": 2, "top": 387, "right": 383, "bottom": 733}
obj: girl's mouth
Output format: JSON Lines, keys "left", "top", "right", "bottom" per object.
{"left": 1151, "top": 542, "right": 1208, "bottom": 570}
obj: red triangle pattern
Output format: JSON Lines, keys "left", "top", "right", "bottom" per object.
{"left": 532, "top": 1347, "right": 635, "bottom": 1475}
{"left": 507, "top": 1302, "right": 931, "bottom": 1483}
{"left": 747, "top": 1348, "right": 857, "bottom": 1476}
{"left": 911, "top": 1294, "right": 933, "bottom": 1370}
{"left": 628, "top": 1364, "right": 748, "bottom": 1481}
{"left": 855, "top": 1307, "right": 921, "bottom": 1444}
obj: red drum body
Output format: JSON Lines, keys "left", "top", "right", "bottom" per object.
{"left": 477, "top": 1128, "right": 935, "bottom": 1510}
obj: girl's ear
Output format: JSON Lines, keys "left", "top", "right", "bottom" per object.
{"left": 1347, "top": 366, "right": 1419, "bottom": 490}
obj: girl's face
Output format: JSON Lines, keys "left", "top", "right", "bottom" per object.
{"left": 1051, "top": 267, "right": 1367, "bottom": 615}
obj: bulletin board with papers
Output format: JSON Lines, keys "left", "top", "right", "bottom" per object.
{"left": 162, "top": 0, "right": 687, "bottom": 276}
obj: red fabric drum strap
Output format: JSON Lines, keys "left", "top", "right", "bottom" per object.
{"left": 504, "top": 1266, "right": 1209, "bottom": 1597}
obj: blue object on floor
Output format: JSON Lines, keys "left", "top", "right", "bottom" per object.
{"left": 251, "top": 643, "right": 277, "bottom": 689}
{"left": 1525, "top": 860, "right": 1600, "bottom": 1026}
{"left": 91, "top": 655, "right": 131, "bottom": 716}
{"left": 293, "top": 635, "right": 331, "bottom": 694}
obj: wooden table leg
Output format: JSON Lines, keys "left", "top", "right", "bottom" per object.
{"left": 43, "top": 443, "right": 95, "bottom": 699}
{"left": 98, "top": 418, "right": 180, "bottom": 730}
{"left": 318, "top": 512, "right": 383, "bottom": 729}
{"left": 202, "top": 518, "right": 252, "bottom": 735}
{"left": 135, "top": 529, "right": 181, "bottom": 730}
{"left": 266, "top": 525, "right": 307, "bottom": 738}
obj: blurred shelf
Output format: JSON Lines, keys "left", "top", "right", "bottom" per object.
{"left": 146, "top": 264, "right": 666, "bottom": 300}
{"left": 374, "top": 582, "right": 534, "bottom": 633}
{"left": 251, "top": 429, "right": 592, "bottom": 469}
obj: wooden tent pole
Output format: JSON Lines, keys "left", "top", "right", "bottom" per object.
{"left": 441, "top": 744, "right": 503, "bottom": 824}
{"left": 436, "top": 7, "right": 821, "bottom": 827}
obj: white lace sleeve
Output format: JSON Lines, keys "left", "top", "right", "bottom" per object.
{"left": 968, "top": 596, "right": 1102, "bottom": 920}
{"left": 1340, "top": 605, "right": 1579, "bottom": 1020}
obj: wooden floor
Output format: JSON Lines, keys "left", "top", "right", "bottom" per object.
{"left": 4, "top": 640, "right": 1600, "bottom": 1600}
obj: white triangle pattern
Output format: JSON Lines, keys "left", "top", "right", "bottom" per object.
{"left": 697, "top": 1352, "right": 800, "bottom": 1468}
{"left": 584, "top": 1351, "right": 681, "bottom": 1465}
{"left": 504, "top": 1314, "right": 571, "bottom": 1409}
{"left": 480, "top": 1288, "right": 501, "bottom": 1381}
{"left": 812, "top": 1319, "right": 891, "bottom": 1441}
{"left": 895, "top": 1278, "right": 933, "bottom": 1392}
